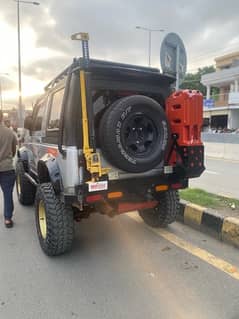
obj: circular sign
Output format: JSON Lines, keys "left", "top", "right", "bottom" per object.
{"left": 160, "top": 33, "right": 187, "bottom": 84}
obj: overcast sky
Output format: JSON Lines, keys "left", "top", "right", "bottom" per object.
{"left": 1, "top": 0, "right": 239, "bottom": 107}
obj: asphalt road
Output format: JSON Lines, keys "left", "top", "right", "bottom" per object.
{"left": 190, "top": 157, "right": 239, "bottom": 199}
{"left": 0, "top": 193, "right": 239, "bottom": 319}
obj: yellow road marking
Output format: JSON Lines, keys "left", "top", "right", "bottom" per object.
{"left": 128, "top": 213, "right": 239, "bottom": 281}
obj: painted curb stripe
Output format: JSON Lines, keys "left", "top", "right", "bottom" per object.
{"left": 201, "top": 211, "right": 224, "bottom": 239}
{"left": 179, "top": 201, "right": 239, "bottom": 248}
{"left": 184, "top": 203, "right": 204, "bottom": 229}
{"left": 222, "top": 217, "right": 239, "bottom": 248}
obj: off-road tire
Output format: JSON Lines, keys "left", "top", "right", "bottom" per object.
{"left": 16, "top": 160, "right": 36, "bottom": 205}
{"left": 139, "top": 190, "right": 180, "bottom": 227}
{"left": 35, "top": 183, "right": 74, "bottom": 256}
{"left": 99, "top": 95, "right": 169, "bottom": 173}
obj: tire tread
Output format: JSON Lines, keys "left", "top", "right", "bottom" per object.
{"left": 35, "top": 183, "right": 74, "bottom": 256}
{"left": 139, "top": 190, "right": 179, "bottom": 227}
{"left": 16, "top": 160, "right": 36, "bottom": 205}
{"left": 99, "top": 95, "right": 169, "bottom": 173}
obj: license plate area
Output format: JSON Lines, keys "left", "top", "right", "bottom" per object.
{"left": 88, "top": 181, "right": 108, "bottom": 192}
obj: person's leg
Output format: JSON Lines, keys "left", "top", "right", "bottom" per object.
{"left": 0, "top": 171, "right": 16, "bottom": 221}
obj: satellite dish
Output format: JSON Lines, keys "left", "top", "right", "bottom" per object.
{"left": 160, "top": 33, "right": 187, "bottom": 89}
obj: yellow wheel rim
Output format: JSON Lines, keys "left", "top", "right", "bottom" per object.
{"left": 17, "top": 175, "right": 21, "bottom": 195}
{"left": 38, "top": 200, "right": 47, "bottom": 239}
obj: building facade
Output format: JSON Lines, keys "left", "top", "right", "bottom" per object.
{"left": 201, "top": 51, "right": 239, "bottom": 130}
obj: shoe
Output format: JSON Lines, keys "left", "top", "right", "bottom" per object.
{"left": 5, "top": 220, "right": 13, "bottom": 228}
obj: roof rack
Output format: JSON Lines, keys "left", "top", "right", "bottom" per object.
{"left": 44, "top": 61, "right": 77, "bottom": 91}
{"left": 44, "top": 56, "right": 175, "bottom": 92}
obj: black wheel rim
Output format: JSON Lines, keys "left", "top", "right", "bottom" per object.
{"left": 121, "top": 113, "right": 158, "bottom": 157}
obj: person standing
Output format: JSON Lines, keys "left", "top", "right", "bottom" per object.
{"left": 0, "top": 110, "right": 17, "bottom": 228}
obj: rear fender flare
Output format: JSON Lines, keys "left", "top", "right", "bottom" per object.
{"left": 37, "top": 154, "right": 62, "bottom": 194}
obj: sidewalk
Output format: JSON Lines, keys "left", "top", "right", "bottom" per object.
{"left": 190, "top": 157, "right": 239, "bottom": 200}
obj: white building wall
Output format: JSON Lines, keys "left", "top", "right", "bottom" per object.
{"left": 228, "top": 110, "right": 239, "bottom": 129}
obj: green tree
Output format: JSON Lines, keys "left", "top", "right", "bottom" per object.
{"left": 180, "top": 65, "right": 218, "bottom": 97}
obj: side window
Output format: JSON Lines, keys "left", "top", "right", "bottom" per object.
{"left": 48, "top": 89, "right": 64, "bottom": 130}
{"left": 32, "top": 102, "right": 45, "bottom": 131}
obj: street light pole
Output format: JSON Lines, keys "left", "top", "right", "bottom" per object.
{"left": 0, "top": 73, "right": 9, "bottom": 111}
{"left": 15, "top": 0, "right": 40, "bottom": 127}
{"left": 136, "top": 26, "right": 164, "bottom": 67}
{"left": 17, "top": 0, "right": 23, "bottom": 127}
{"left": 148, "top": 30, "right": 151, "bottom": 67}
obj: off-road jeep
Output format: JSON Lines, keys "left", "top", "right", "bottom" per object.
{"left": 16, "top": 35, "right": 204, "bottom": 256}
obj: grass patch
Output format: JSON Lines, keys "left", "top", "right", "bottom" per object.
{"left": 180, "top": 188, "right": 239, "bottom": 210}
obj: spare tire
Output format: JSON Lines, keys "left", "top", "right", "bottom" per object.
{"left": 99, "top": 95, "right": 169, "bottom": 173}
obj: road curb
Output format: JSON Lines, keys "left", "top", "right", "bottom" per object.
{"left": 178, "top": 200, "right": 239, "bottom": 248}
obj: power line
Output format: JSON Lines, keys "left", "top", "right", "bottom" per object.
{"left": 187, "top": 68, "right": 203, "bottom": 73}
{"left": 184, "top": 43, "right": 239, "bottom": 74}
{"left": 182, "top": 79, "right": 203, "bottom": 83}
{"left": 189, "top": 43, "right": 239, "bottom": 63}
{"left": 186, "top": 67, "right": 213, "bottom": 73}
